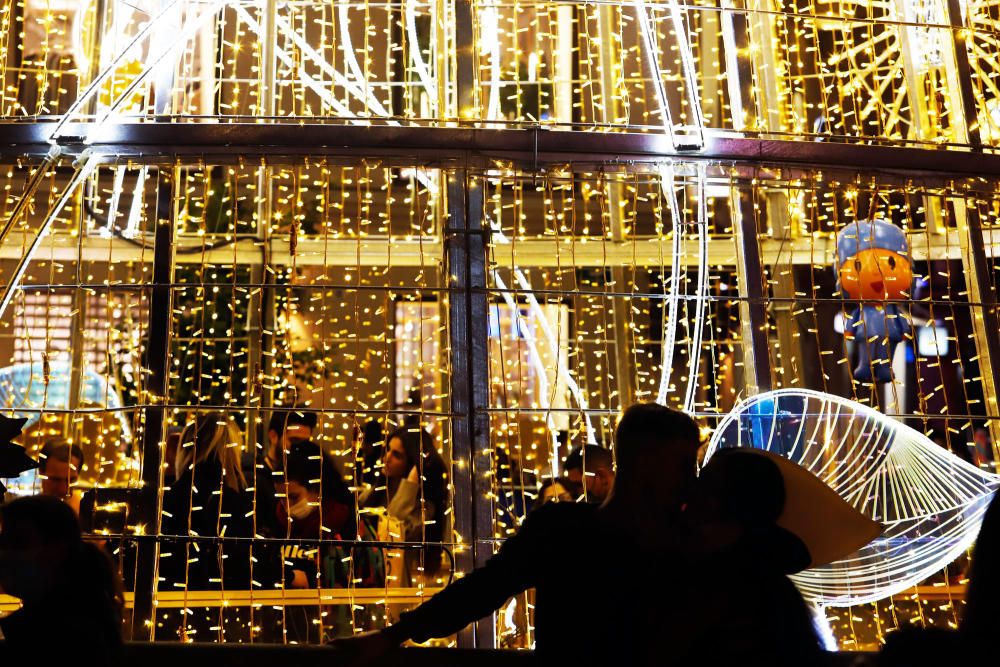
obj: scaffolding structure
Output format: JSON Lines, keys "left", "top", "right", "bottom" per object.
{"left": 0, "top": 0, "right": 998, "bottom": 651}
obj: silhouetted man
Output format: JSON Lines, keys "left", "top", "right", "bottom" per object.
{"left": 244, "top": 407, "right": 318, "bottom": 538}
{"left": 37, "top": 439, "right": 83, "bottom": 502}
{"left": 0, "top": 496, "right": 124, "bottom": 663}
{"left": 563, "top": 443, "right": 615, "bottom": 503}
{"left": 334, "top": 403, "right": 701, "bottom": 666}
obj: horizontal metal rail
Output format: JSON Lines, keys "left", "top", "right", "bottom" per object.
{"left": 2, "top": 124, "right": 1000, "bottom": 180}
{"left": 0, "top": 587, "right": 443, "bottom": 613}
{"left": 6, "top": 228, "right": 998, "bottom": 268}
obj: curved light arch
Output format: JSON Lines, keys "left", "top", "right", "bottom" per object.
{"left": 706, "top": 388, "right": 999, "bottom": 606}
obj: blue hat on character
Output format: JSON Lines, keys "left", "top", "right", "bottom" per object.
{"left": 836, "top": 220, "right": 909, "bottom": 268}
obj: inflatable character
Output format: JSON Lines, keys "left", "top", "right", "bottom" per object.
{"left": 836, "top": 220, "right": 913, "bottom": 383}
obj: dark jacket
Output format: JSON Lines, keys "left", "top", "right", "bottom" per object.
{"left": 158, "top": 463, "right": 254, "bottom": 591}
{"left": 392, "top": 502, "right": 636, "bottom": 665}
{"left": 0, "top": 543, "right": 123, "bottom": 664}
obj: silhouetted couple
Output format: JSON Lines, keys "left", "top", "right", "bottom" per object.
{"left": 0, "top": 495, "right": 124, "bottom": 664}
{"left": 336, "top": 403, "right": 843, "bottom": 666}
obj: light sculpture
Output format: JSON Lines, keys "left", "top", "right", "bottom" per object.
{"left": 706, "top": 388, "right": 999, "bottom": 606}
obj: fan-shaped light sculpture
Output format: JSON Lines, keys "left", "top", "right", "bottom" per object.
{"left": 706, "top": 388, "right": 999, "bottom": 606}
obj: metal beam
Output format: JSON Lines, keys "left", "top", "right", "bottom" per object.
{"left": 131, "top": 167, "right": 176, "bottom": 640}
{"left": 445, "top": 169, "right": 494, "bottom": 648}
{"left": 6, "top": 228, "right": 994, "bottom": 269}
{"left": 3, "top": 125, "right": 1000, "bottom": 179}
{"left": 732, "top": 183, "right": 772, "bottom": 393}
{"left": 953, "top": 197, "right": 1000, "bottom": 460}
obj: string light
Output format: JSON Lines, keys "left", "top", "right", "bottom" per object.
{"left": 0, "top": 0, "right": 998, "bottom": 652}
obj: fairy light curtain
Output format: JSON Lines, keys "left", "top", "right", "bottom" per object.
{"left": 0, "top": 0, "right": 999, "bottom": 654}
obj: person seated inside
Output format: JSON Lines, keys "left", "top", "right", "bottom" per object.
{"left": 36, "top": 438, "right": 84, "bottom": 508}
{"left": 336, "top": 404, "right": 701, "bottom": 667}
{"left": 157, "top": 414, "right": 254, "bottom": 641}
{"left": 0, "top": 495, "right": 124, "bottom": 663}
{"left": 267, "top": 408, "right": 318, "bottom": 465}
{"left": 248, "top": 406, "right": 319, "bottom": 537}
{"left": 563, "top": 443, "right": 615, "bottom": 503}
{"left": 535, "top": 477, "right": 574, "bottom": 507}
{"left": 359, "top": 427, "right": 449, "bottom": 585}
{"left": 269, "top": 440, "right": 358, "bottom": 642}
{"left": 275, "top": 439, "right": 357, "bottom": 588}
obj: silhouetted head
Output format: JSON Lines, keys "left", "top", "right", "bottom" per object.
{"left": 0, "top": 495, "right": 124, "bottom": 654}
{"left": 176, "top": 414, "right": 246, "bottom": 492}
{"left": 267, "top": 406, "right": 318, "bottom": 461}
{"left": 564, "top": 444, "right": 614, "bottom": 502}
{"left": 38, "top": 439, "right": 84, "bottom": 499}
{"left": 688, "top": 449, "right": 810, "bottom": 573}
{"left": 0, "top": 495, "right": 82, "bottom": 600}
{"left": 605, "top": 403, "right": 701, "bottom": 518}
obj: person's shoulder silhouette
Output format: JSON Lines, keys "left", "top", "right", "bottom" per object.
{"left": 0, "top": 495, "right": 124, "bottom": 664}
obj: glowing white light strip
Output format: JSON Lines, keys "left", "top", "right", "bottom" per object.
{"left": 123, "top": 167, "right": 149, "bottom": 239}
{"left": 91, "top": 1, "right": 228, "bottom": 137}
{"left": 490, "top": 270, "right": 561, "bottom": 470}
{"left": 634, "top": 1, "right": 676, "bottom": 146}
{"left": 655, "top": 164, "right": 683, "bottom": 406}
{"left": 0, "top": 155, "right": 100, "bottom": 317}
{"left": 100, "top": 166, "right": 127, "bottom": 238}
{"left": 683, "top": 165, "right": 709, "bottom": 413}
{"left": 233, "top": 5, "right": 352, "bottom": 117}
{"left": 404, "top": 0, "right": 437, "bottom": 116}
{"left": 274, "top": 14, "right": 389, "bottom": 116}
{"left": 488, "top": 219, "right": 597, "bottom": 448}
{"left": 666, "top": 0, "right": 706, "bottom": 144}
{"left": 49, "top": 0, "right": 187, "bottom": 141}
{"left": 633, "top": 0, "right": 705, "bottom": 146}
{"left": 707, "top": 388, "right": 1000, "bottom": 606}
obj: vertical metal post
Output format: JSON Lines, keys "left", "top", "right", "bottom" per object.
{"left": 953, "top": 197, "right": 1000, "bottom": 457}
{"left": 449, "top": 2, "right": 492, "bottom": 645}
{"left": 731, "top": 181, "right": 772, "bottom": 393}
{"left": 446, "top": 169, "right": 493, "bottom": 648}
{"left": 945, "top": 2, "right": 997, "bottom": 451}
{"left": 720, "top": 0, "right": 755, "bottom": 132}
{"left": 131, "top": 166, "right": 177, "bottom": 640}
{"left": 729, "top": 1, "right": 796, "bottom": 389}
{"left": 944, "top": 0, "right": 982, "bottom": 149}
{"left": 454, "top": 0, "right": 476, "bottom": 120}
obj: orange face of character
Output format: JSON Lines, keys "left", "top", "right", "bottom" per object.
{"left": 839, "top": 248, "right": 913, "bottom": 302}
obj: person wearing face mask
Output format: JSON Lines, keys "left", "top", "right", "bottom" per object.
{"left": 274, "top": 439, "right": 356, "bottom": 589}
{"left": 0, "top": 495, "right": 124, "bottom": 663}
{"left": 270, "top": 440, "right": 356, "bottom": 642}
